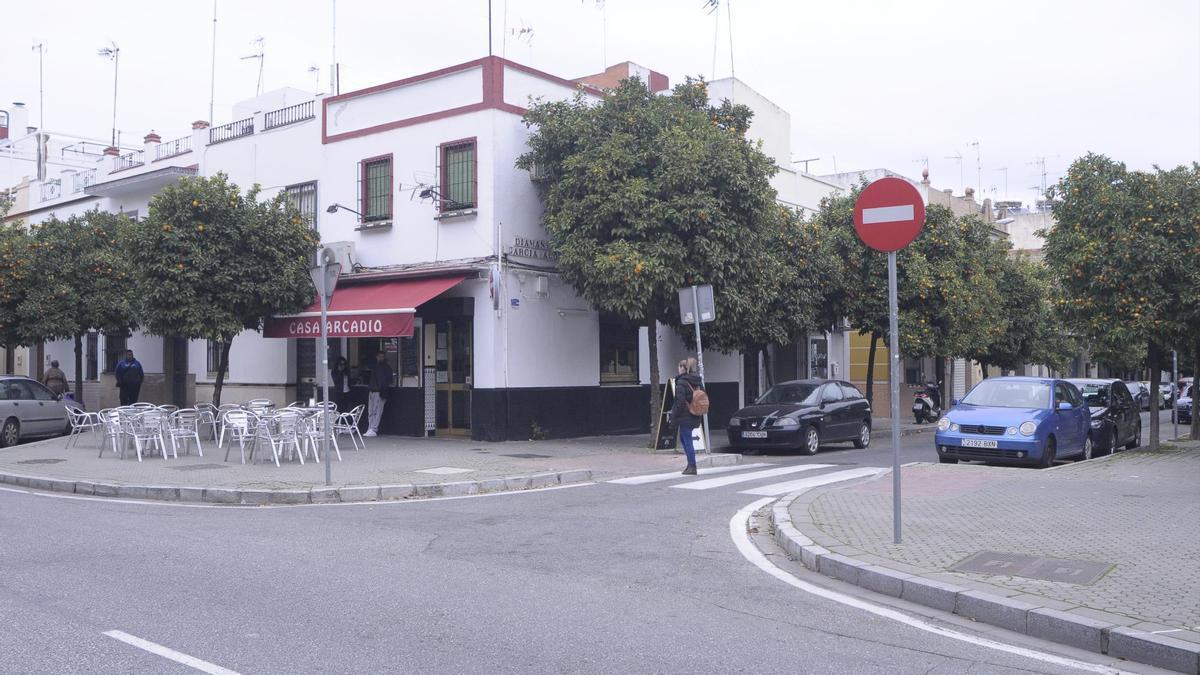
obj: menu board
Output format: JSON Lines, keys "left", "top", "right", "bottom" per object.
{"left": 400, "top": 335, "right": 419, "bottom": 378}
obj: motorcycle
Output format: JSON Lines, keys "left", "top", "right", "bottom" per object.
{"left": 912, "top": 382, "right": 942, "bottom": 423}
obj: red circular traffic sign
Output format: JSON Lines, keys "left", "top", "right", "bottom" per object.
{"left": 853, "top": 177, "right": 925, "bottom": 252}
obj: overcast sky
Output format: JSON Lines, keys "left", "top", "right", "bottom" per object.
{"left": 3, "top": 0, "right": 1197, "bottom": 206}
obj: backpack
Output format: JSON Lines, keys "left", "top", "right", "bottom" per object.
{"left": 686, "top": 381, "right": 710, "bottom": 416}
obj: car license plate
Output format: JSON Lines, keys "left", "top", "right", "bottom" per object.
{"left": 961, "top": 438, "right": 998, "bottom": 448}
{"left": 742, "top": 431, "right": 768, "bottom": 439}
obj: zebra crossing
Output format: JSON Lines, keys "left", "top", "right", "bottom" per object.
{"left": 606, "top": 462, "right": 887, "bottom": 496}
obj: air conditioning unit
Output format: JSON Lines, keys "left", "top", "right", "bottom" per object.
{"left": 323, "top": 241, "right": 356, "bottom": 272}
{"left": 534, "top": 274, "right": 549, "bottom": 299}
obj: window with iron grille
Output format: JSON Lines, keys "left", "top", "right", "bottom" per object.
{"left": 440, "top": 140, "right": 476, "bottom": 211}
{"left": 361, "top": 156, "right": 392, "bottom": 222}
{"left": 285, "top": 181, "right": 318, "bottom": 229}
{"left": 599, "top": 314, "right": 639, "bottom": 385}
{"left": 207, "top": 340, "right": 224, "bottom": 375}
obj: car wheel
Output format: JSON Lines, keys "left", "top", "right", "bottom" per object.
{"left": 802, "top": 425, "right": 820, "bottom": 455}
{"left": 853, "top": 422, "right": 871, "bottom": 449}
{"left": 1126, "top": 421, "right": 1141, "bottom": 450}
{"left": 1077, "top": 434, "right": 1093, "bottom": 461}
{"left": 0, "top": 418, "right": 19, "bottom": 448}
{"left": 938, "top": 455, "right": 958, "bottom": 464}
{"left": 1037, "top": 437, "right": 1056, "bottom": 469}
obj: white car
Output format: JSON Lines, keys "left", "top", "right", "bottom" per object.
{"left": 0, "top": 376, "right": 71, "bottom": 447}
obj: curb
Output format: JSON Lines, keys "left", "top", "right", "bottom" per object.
{"left": 0, "top": 468, "right": 595, "bottom": 506}
{"left": 767, "top": 485, "right": 1200, "bottom": 674}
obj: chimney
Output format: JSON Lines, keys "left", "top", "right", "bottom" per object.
{"left": 191, "top": 120, "right": 210, "bottom": 130}
{"left": 102, "top": 146, "right": 120, "bottom": 156}
{"left": 143, "top": 130, "right": 161, "bottom": 157}
{"left": 574, "top": 62, "right": 670, "bottom": 93}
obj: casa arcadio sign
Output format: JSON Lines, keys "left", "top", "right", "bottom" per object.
{"left": 509, "top": 237, "right": 559, "bottom": 261}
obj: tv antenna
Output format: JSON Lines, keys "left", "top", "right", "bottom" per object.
{"left": 240, "top": 36, "right": 265, "bottom": 96}
{"left": 32, "top": 42, "right": 46, "bottom": 131}
{"left": 968, "top": 140, "right": 981, "bottom": 199}
{"left": 944, "top": 151, "right": 964, "bottom": 195}
{"left": 308, "top": 65, "right": 321, "bottom": 93}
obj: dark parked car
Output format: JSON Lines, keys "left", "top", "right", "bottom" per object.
{"left": 1124, "top": 381, "right": 1151, "bottom": 411}
{"left": 1173, "top": 384, "right": 1193, "bottom": 425}
{"left": 1067, "top": 378, "right": 1140, "bottom": 455}
{"left": 0, "top": 376, "right": 71, "bottom": 447}
{"left": 727, "top": 379, "right": 872, "bottom": 455}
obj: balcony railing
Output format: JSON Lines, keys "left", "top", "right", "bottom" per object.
{"left": 209, "top": 117, "right": 254, "bottom": 145}
{"left": 114, "top": 150, "right": 145, "bottom": 172}
{"left": 154, "top": 135, "right": 192, "bottom": 160}
{"left": 264, "top": 100, "right": 315, "bottom": 130}
{"left": 73, "top": 169, "right": 96, "bottom": 193}
{"left": 40, "top": 180, "right": 61, "bottom": 202}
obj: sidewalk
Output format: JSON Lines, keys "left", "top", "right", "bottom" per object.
{"left": 771, "top": 441, "right": 1200, "bottom": 673}
{"left": 0, "top": 431, "right": 742, "bottom": 504}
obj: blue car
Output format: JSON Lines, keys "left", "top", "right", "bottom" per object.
{"left": 934, "top": 377, "right": 1093, "bottom": 468}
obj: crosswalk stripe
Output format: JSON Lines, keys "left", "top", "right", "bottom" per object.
{"left": 669, "top": 463, "right": 836, "bottom": 491}
{"left": 606, "top": 463, "right": 773, "bottom": 485}
{"left": 739, "top": 467, "right": 887, "bottom": 496}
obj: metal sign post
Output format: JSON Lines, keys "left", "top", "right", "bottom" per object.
{"left": 1173, "top": 350, "right": 1179, "bottom": 440}
{"left": 887, "top": 252, "right": 902, "bottom": 544}
{"left": 310, "top": 248, "right": 341, "bottom": 486}
{"left": 679, "top": 284, "right": 716, "bottom": 454}
{"left": 691, "top": 285, "right": 711, "bottom": 455}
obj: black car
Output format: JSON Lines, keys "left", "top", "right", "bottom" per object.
{"left": 1067, "top": 378, "right": 1140, "bottom": 456}
{"left": 1173, "top": 384, "right": 1193, "bottom": 424}
{"left": 727, "top": 379, "right": 872, "bottom": 455}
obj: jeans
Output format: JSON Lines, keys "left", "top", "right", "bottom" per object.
{"left": 367, "top": 392, "right": 385, "bottom": 432}
{"left": 678, "top": 424, "right": 697, "bottom": 467}
{"left": 119, "top": 385, "right": 141, "bottom": 406}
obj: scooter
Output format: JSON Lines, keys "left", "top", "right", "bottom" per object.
{"left": 912, "top": 382, "right": 942, "bottom": 423}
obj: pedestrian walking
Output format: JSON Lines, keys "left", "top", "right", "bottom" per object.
{"left": 114, "top": 349, "right": 144, "bottom": 405}
{"left": 331, "top": 356, "right": 351, "bottom": 411}
{"left": 670, "top": 357, "right": 706, "bottom": 475}
{"left": 41, "top": 360, "right": 69, "bottom": 396}
{"left": 365, "top": 352, "right": 393, "bottom": 437}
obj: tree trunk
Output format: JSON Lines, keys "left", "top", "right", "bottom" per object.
{"left": 762, "top": 345, "right": 774, "bottom": 389}
{"left": 1192, "top": 338, "right": 1199, "bottom": 441}
{"left": 1148, "top": 342, "right": 1161, "bottom": 450}
{"left": 865, "top": 332, "right": 879, "bottom": 407}
{"left": 73, "top": 334, "right": 84, "bottom": 409}
{"left": 212, "top": 339, "right": 232, "bottom": 407}
{"left": 646, "top": 313, "right": 660, "bottom": 446}
{"left": 936, "top": 357, "right": 947, "bottom": 409}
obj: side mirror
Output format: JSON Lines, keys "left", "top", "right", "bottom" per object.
{"left": 950, "top": 398, "right": 960, "bottom": 406}
{"left": 1057, "top": 402, "right": 1073, "bottom": 411}
{"left": 53, "top": 393, "right": 62, "bottom": 401}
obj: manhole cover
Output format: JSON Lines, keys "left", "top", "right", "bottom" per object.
{"left": 952, "top": 550, "right": 1112, "bottom": 585}
{"left": 500, "top": 453, "right": 551, "bottom": 459}
{"left": 167, "top": 463, "right": 231, "bottom": 472}
{"left": 16, "top": 458, "right": 66, "bottom": 465}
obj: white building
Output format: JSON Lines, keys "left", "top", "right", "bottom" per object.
{"left": 4, "top": 56, "right": 846, "bottom": 441}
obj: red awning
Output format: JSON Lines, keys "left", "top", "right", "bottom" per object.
{"left": 263, "top": 275, "right": 467, "bottom": 338}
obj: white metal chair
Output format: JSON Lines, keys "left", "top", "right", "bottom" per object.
{"left": 167, "top": 409, "right": 204, "bottom": 457}
{"left": 98, "top": 409, "right": 125, "bottom": 458}
{"left": 122, "top": 411, "right": 168, "bottom": 462}
{"left": 301, "top": 412, "right": 341, "bottom": 463}
{"left": 246, "top": 398, "right": 274, "bottom": 414}
{"left": 195, "top": 403, "right": 220, "bottom": 440}
{"left": 251, "top": 412, "right": 303, "bottom": 467}
{"left": 214, "top": 404, "right": 242, "bottom": 447}
{"left": 222, "top": 410, "right": 259, "bottom": 464}
{"left": 334, "top": 404, "right": 366, "bottom": 451}
{"left": 65, "top": 407, "right": 101, "bottom": 449}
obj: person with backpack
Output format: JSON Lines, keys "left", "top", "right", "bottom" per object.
{"left": 670, "top": 357, "right": 708, "bottom": 475}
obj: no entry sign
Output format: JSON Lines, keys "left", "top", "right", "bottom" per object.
{"left": 853, "top": 177, "right": 925, "bottom": 252}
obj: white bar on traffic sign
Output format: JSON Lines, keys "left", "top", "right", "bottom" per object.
{"left": 862, "top": 205, "right": 915, "bottom": 225}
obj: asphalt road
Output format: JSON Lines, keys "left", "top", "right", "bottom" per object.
{"left": 0, "top": 413, "right": 1178, "bottom": 674}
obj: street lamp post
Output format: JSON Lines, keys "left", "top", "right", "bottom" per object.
{"left": 310, "top": 248, "right": 341, "bottom": 485}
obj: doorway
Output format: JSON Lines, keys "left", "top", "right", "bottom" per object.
{"left": 163, "top": 336, "right": 188, "bottom": 407}
{"left": 434, "top": 317, "right": 472, "bottom": 435}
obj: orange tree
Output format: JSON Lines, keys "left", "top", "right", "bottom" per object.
{"left": 20, "top": 210, "right": 137, "bottom": 407}
{"left": 0, "top": 220, "right": 33, "bottom": 354}
{"left": 1042, "top": 154, "right": 1199, "bottom": 448}
{"left": 130, "top": 173, "right": 318, "bottom": 405}
{"left": 517, "top": 77, "right": 820, "bottom": 431}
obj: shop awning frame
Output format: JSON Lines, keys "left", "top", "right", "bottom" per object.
{"left": 263, "top": 274, "right": 466, "bottom": 338}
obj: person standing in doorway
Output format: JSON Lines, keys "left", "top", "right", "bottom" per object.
{"left": 114, "top": 350, "right": 144, "bottom": 405}
{"left": 365, "top": 351, "right": 392, "bottom": 437}
{"left": 670, "top": 357, "right": 704, "bottom": 475}
{"left": 330, "top": 356, "right": 351, "bottom": 412}
{"left": 42, "top": 360, "right": 69, "bottom": 396}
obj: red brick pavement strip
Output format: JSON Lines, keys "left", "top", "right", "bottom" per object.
{"left": 769, "top": 443, "right": 1200, "bottom": 674}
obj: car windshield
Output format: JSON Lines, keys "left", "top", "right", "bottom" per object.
{"left": 1076, "top": 383, "right": 1110, "bottom": 407}
{"left": 756, "top": 383, "right": 821, "bottom": 405}
{"left": 961, "top": 380, "right": 1051, "bottom": 409}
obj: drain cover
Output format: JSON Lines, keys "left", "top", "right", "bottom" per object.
{"left": 167, "top": 463, "right": 231, "bottom": 472}
{"left": 500, "top": 453, "right": 551, "bottom": 459}
{"left": 16, "top": 458, "right": 66, "bottom": 465}
{"left": 952, "top": 550, "right": 1112, "bottom": 585}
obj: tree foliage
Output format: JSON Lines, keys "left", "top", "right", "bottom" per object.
{"left": 0, "top": 221, "right": 33, "bottom": 350}
{"left": 131, "top": 173, "right": 318, "bottom": 404}
{"left": 968, "top": 254, "right": 1075, "bottom": 373}
{"left": 518, "top": 77, "right": 822, "bottom": 430}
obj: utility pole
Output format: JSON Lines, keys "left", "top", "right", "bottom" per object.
{"left": 32, "top": 43, "right": 45, "bottom": 131}
{"left": 209, "top": 0, "right": 217, "bottom": 124}
{"left": 97, "top": 42, "right": 120, "bottom": 148}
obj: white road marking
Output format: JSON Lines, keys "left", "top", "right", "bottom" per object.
{"left": 104, "top": 630, "right": 240, "bottom": 674}
{"left": 0, "top": 481, "right": 595, "bottom": 509}
{"left": 670, "top": 464, "right": 835, "bottom": 490}
{"left": 862, "top": 204, "right": 915, "bottom": 224}
{"left": 739, "top": 467, "right": 887, "bottom": 496}
{"left": 729, "top": 500, "right": 1131, "bottom": 674}
{"left": 414, "top": 466, "right": 475, "bottom": 475}
{"left": 606, "top": 463, "right": 772, "bottom": 485}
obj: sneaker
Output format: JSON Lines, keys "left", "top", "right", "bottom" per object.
{"left": 681, "top": 465, "right": 697, "bottom": 475}
{"left": 364, "top": 430, "right": 377, "bottom": 437}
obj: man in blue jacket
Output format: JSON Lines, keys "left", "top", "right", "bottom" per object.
{"left": 114, "top": 349, "right": 145, "bottom": 405}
